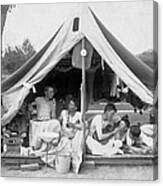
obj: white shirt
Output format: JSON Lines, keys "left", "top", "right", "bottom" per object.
{"left": 60, "top": 110, "right": 82, "bottom": 138}
{"left": 89, "top": 114, "right": 121, "bottom": 140}
{"left": 60, "top": 110, "right": 81, "bottom": 127}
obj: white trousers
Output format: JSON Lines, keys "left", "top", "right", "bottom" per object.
{"left": 29, "top": 119, "right": 61, "bottom": 148}
{"left": 86, "top": 135, "right": 123, "bottom": 156}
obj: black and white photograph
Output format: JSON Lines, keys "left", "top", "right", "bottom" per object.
{"left": 1, "top": 0, "right": 158, "bottom": 180}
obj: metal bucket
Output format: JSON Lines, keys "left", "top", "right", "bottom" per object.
{"left": 55, "top": 154, "right": 71, "bottom": 174}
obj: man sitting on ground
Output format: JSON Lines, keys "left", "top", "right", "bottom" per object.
{"left": 86, "top": 103, "right": 126, "bottom": 156}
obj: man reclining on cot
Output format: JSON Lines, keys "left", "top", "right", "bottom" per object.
{"left": 124, "top": 123, "right": 157, "bottom": 154}
{"left": 28, "top": 85, "right": 61, "bottom": 150}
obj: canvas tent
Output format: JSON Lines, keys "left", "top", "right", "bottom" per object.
{"left": 1, "top": 5, "right": 154, "bottom": 126}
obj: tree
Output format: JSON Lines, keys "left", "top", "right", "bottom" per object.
{"left": 137, "top": 49, "right": 157, "bottom": 69}
{"left": 1, "top": 39, "right": 36, "bottom": 80}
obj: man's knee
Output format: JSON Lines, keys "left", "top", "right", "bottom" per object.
{"left": 50, "top": 119, "right": 61, "bottom": 132}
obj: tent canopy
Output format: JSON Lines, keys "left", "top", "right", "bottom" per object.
{"left": 1, "top": 5, "right": 153, "bottom": 126}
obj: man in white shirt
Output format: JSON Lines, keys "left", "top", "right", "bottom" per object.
{"left": 86, "top": 103, "right": 124, "bottom": 156}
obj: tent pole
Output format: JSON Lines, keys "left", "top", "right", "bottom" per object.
{"left": 81, "top": 38, "right": 86, "bottom": 156}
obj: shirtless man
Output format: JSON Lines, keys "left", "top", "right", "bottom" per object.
{"left": 29, "top": 86, "right": 61, "bottom": 149}
{"left": 34, "top": 86, "right": 57, "bottom": 120}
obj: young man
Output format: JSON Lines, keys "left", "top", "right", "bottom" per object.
{"left": 35, "top": 86, "right": 57, "bottom": 120}
{"left": 29, "top": 85, "right": 61, "bottom": 149}
{"left": 86, "top": 103, "right": 124, "bottom": 156}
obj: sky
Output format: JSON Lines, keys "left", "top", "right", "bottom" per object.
{"left": 2, "top": 0, "right": 153, "bottom": 54}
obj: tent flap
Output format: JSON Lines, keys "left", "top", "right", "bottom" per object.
{"left": 81, "top": 6, "right": 153, "bottom": 104}
{"left": 90, "top": 8, "right": 154, "bottom": 90}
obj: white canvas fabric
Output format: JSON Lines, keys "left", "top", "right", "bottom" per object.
{"left": 1, "top": 5, "right": 153, "bottom": 126}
